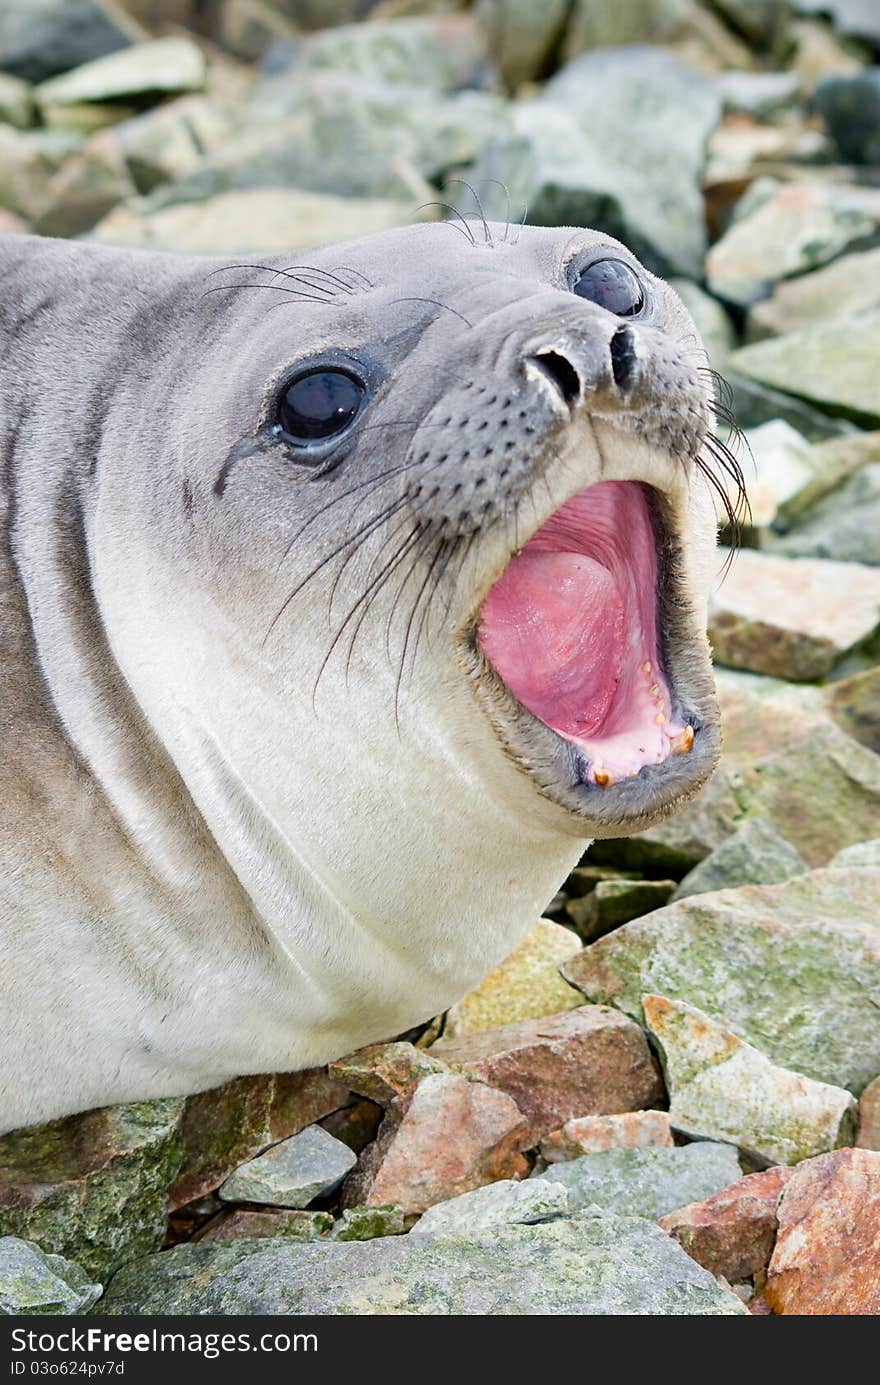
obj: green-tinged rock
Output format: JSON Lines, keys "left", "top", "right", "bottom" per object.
{"left": 748, "top": 248, "right": 880, "bottom": 340}
{"left": 562, "top": 0, "right": 752, "bottom": 71}
{"left": 196, "top": 1209, "right": 333, "bottom": 1244}
{"left": 0, "top": 0, "right": 138, "bottom": 85}
{"left": 91, "top": 187, "right": 423, "bottom": 255}
{"left": 31, "top": 132, "right": 135, "bottom": 237}
{"left": 475, "top": 0, "right": 570, "bottom": 88}
{"left": 562, "top": 868, "right": 880, "bottom": 1093}
{"left": 329, "top": 1042, "right": 449, "bottom": 1106}
{"left": 218, "top": 1126, "right": 356, "bottom": 1209}
{"left": 94, "top": 1214, "right": 747, "bottom": 1314}
{"left": 413, "top": 1178, "right": 568, "bottom": 1236}
{"left": 707, "top": 181, "right": 880, "bottom": 307}
{"left": 644, "top": 995, "right": 858, "bottom": 1165}
{"left": 708, "top": 548, "right": 880, "bottom": 680}
{"left": 771, "top": 464, "right": 880, "bottom": 565}
{"left": 217, "top": 0, "right": 300, "bottom": 61}
{"left": 709, "top": 0, "right": 791, "bottom": 46}
{"left": 442, "top": 918, "right": 582, "bottom": 1038}
{"left": 0, "top": 1237, "right": 101, "bottom": 1316}
{"left": 36, "top": 36, "right": 206, "bottom": 108}
{"left": 330, "top": 1206, "right": 406, "bottom": 1241}
{"left": 0, "top": 73, "right": 35, "bottom": 129}
{"left": 730, "top": 314, "right": 880, "bottom": 428}
{"left": 672, "top": 818, "right": 807, "bottom": 901}
{"left": 826, "top": 666, "right": 880, "bottom": 755}
{"left": 293, "top": 15, "right": 491, "bottom": 92}
{"left": 592, "top": 671, "right": 880, "bottom": 875}
{"left": 39, "top": 100, "right": 138, "bottom": 133}
{"left": 467, "top": 45, "right": 720, "bottom": 277}
{"left": 828, "top": 839, "right": 880, "bottom": 867}
{"left": 566, "top": 879, "right": 676, "bottom": 943}
{"left": 0, "top": 124, "right": 81, "bottom": 222}
{"left": 0, "top": 1099, "right": 184, "bottom": 1280}
{"left": 532, "top": 1142, "right": 743, "bottom": 1218}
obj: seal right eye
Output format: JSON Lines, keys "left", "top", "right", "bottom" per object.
{"left": 275, "top": 368, "right": 365, "bottom": 444}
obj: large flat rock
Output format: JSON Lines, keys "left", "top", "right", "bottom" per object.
{"left": 95, "top": 1215, "right": 747, "bottom": 1315}
{"left": 562, "top": 868, "right": 880, "bottom": 1094}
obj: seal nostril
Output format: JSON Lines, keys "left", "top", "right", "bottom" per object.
{"left": 610, "top": 325, "right": 639, "bottom": 391}
{"left": 527, "top": 350, "right": 581, "bottom": 410}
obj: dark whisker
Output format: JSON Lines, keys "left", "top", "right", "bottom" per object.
{"left": 389, "top": 297, "right": 474, "bottom": 329}
{"left": 448, "top": 178, "right": 493, "bottom": 248}
{"left": 411, "top": 202, "right": 477, "bottom": 246}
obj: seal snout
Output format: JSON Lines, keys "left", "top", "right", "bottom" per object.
{"left": 524, "top": 348, "right": 583, "bottom": 413}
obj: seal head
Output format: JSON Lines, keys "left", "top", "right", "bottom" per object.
{"left": 0, "top": 221, "right": 733, "bottom": 1128}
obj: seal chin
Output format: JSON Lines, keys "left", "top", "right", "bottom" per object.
{"left": 465, "top": 477, "right": 721, "bottom": 834}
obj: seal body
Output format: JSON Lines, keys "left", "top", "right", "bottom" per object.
{"left": 0, "top": 223, "right": 723, "bottom": 1132}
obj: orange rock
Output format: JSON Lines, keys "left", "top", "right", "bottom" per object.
{"left": 341, "top": 1073, "right": 529, "bottom": 1214}
{"left": 659, "top": 1166, "right": 794, "bottom": 1281}
{"left": 764, "top": 1148, "right": 880, "bottom": 1314}
{"left": 433, "top": 1006, "right": 663, "bottom": 1141}
{"left": 541, "top": 1111, "right": 672, "bottom": 1161}
{"left": 857, "top": 1075, "right": 880, "bottom": 1150}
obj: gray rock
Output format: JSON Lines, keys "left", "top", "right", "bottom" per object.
{"left": 668, "top": 278, "right": 736, "bottom": 370}
{"left": 747, "top": 248, "right": 880, "bottom": 341}
{"left": 0, "top": 0, "right": 137, "bottom": 84}
{"left": 710, "top": 0, "right": 791, "bottom": 45}
{"left": 770, "top": 463, "right": 880, "bottom": 565}
{"left": 813, "top": 69, "right": 880, "bottom": 165}
{"left": 0, "top": 1237, "right": 101, "bottom": 1316}
{"left": 532, "top": 1142, "right": 743, "bottom": 1218}
{"left": 291, "top": 15, "right": 492, "bottom": 93}
{"left": 566, "top": 878, "right": 676, "bottom": 943}
{"left": 91, "top": 187, "right": 421, "bottom": 255}
{"left": 716, "top": 69, "right": 802, "bottom": 116}
{"left": 644, "top": 995, "right": 858, "bottom": 1166}
{"left": 730, "top": 312, "right": 880, "bottom": 428}
{"left": 147, "top": 77, "right": 508, "bottom": 208}
{"left": 708, "top": 548, "right": 880, "bottom": 680}
{"left": 219, "top": 1125, "right": 356, "bottom": 1208}
{"left": 707, "top": 181, "right": 880, "bottom": 308}
{"left": 467, "top": 46, "right": 720, "bottom": 277}
{"left": 798, "top": 0, "right": 880, "bottom": 47}
{"left": 562, "top": 867, "right": 880, "bottom": 1094}
{"left": 413, "top": 1178, "right": 568, "bottom": 1236}
{"left": 828, "top": 838, "right": 880, "bottom": 868}
{"left": 735, "top": 419, "right": 816, "bottom": 535}
{"left": 726, "top": 371, "right": 858, "bottom": 441}
{"left": 36, "top": 36, "right": 206, "bottom": 107}
{"left": 673, "top": 818, "right": 807, "bottom": 901}
{"left": 95, "top": 1215, "right": 747, "bottom": 1314}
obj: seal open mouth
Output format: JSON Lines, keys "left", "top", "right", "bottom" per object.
{"left": 478, "top": 480, "right": 694, "bottom": 789}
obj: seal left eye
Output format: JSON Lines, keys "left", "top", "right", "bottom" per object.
{"left": 572, "top": 259, "right": 645, "bottom": 317}
{"left": 276, "top": 368, "right": 365, "bottom": 443}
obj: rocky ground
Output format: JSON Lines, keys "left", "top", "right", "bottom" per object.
{"left": 2, "top": 0, "right": 880, "bottom": 1317}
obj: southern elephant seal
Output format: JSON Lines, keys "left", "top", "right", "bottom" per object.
{"left": 0, "top": 220, "right": 738, "bottom": 1133}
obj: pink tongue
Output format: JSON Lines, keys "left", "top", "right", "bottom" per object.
{"left": 477, "top": 479, "right": 689, "bottom": 785}
{"left": 479, "top": 551, "right": 625, "bottom": 738}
